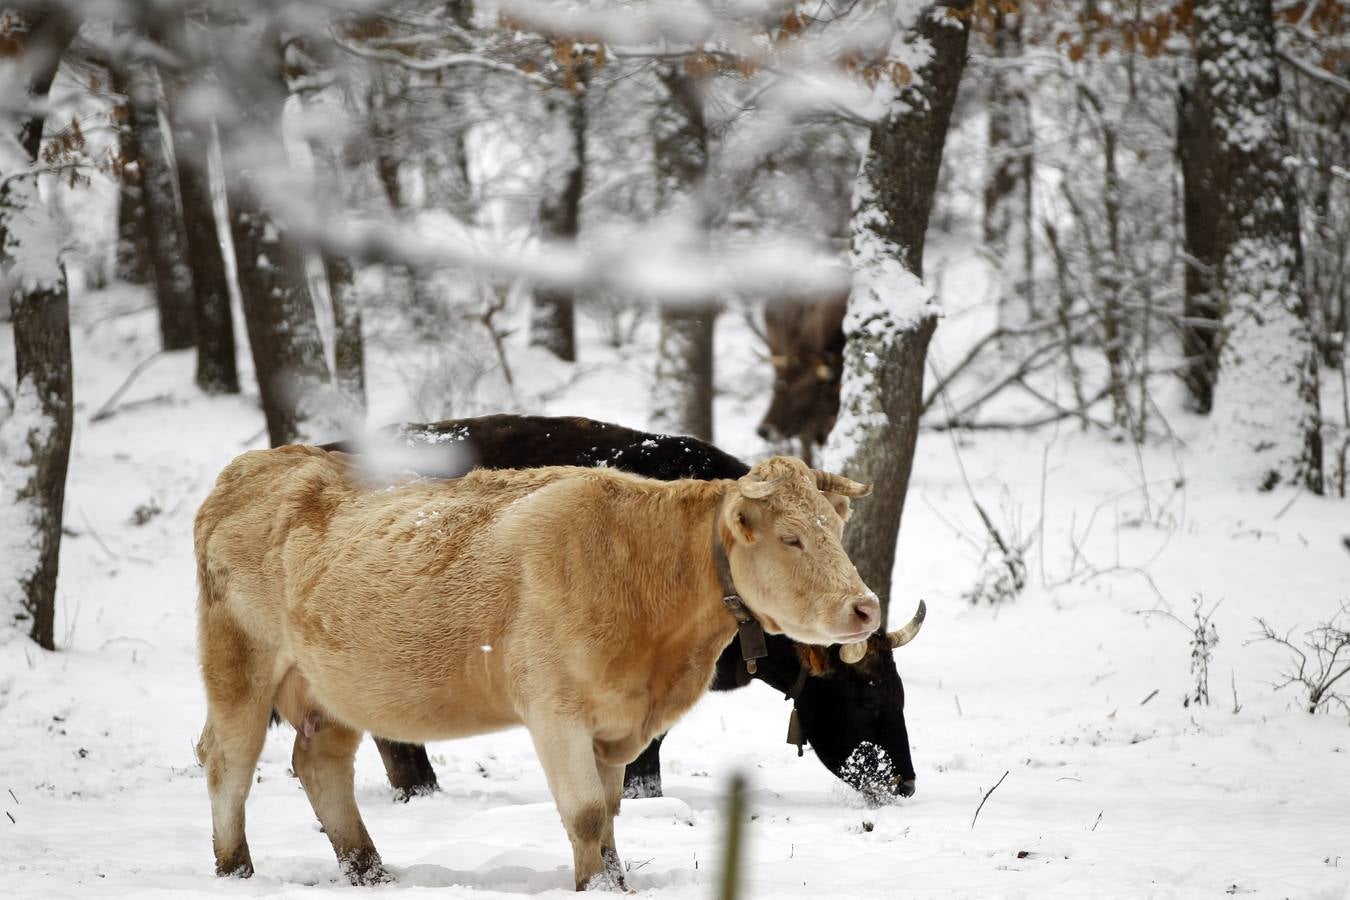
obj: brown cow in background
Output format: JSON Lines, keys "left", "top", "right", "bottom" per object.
{"left": 193, "top": 447, "right": 876, "bottom": 890}
{"left": 758, "top": 292, "right": 848, "bottom": 464}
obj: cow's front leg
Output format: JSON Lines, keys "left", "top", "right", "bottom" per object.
{"left": 596, "top": 759, "right": 627, "bottom": 891}
{"left": 527, "top": 716, "right": 617, "bottom": 891}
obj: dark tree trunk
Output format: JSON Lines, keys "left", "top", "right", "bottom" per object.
{"left": 1, "top": 9, "right": 81, "bottom": 650}
{"left": 1188, "top": 0, "right": 1322, "bottom": 492}
{"left": 109, "top": 67, "right": 150, "bottom": 285}
{"left": 324, "top": 252, "right": 367, "bottom": 413}
{"left": 1177, "top": 87, "right": 1222, "bottom": 414}
{"left": 159, "top": 9, "right": 238, "bottom": 395}
{"left": 217, "top": 29, "right": 333, "bottom": 446}
{"left": 651, "top": 65, "right": 716, "bottom": 441}
{"left": 530, "top": 91, "right": 585, "bottom": 362}
{"left": 827, "top": 0, "right": 970, "bottom": 619}
{"left": 124, "top": 51, "right": 196, "bottom": 350}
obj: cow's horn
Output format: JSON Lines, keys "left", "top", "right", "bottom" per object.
{"left": 739, "top": 475, "right": 786, "bottom": 499}
{"left": 887, "top": 600, "right": 927, "bottom": 649}
{"left": 839, "top": 641, "right": 868, "bottom": 665}
{"left": 812, "top": 470, "right": 871, "bottom": 498}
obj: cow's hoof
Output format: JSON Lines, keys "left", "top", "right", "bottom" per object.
{"left": 621, "top": 776, "right": 662, "bottom": 800}
{"left": 340, "top": 849, "right": 390, "bottom": 885}
{"left": 577, "top": 849, "right": 632, "bottom": 892}
{"left": 214, "top": 847, "right": 254, "bottom": 879}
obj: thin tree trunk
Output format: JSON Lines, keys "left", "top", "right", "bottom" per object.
{"left": 324, "top": 251, "right": 367, "bottom": 413}
{"left": 530, "top": 90, "right": 585, "bottom": 362}
{"left": 124, "top": 47, "right": 196, "bottom": 350}
{"left": 825, "top": 0, "right": 971, "bottom": 620}
{"left": 651, "top": 64, "right": 716, "bottom": 441}
{"left": 108, "top": 67, "right": 150, "bottom": 285}
{"left": 1190, "top": 0, "right": 1323, "bottom": 492}
{"left": 0, "top": 9, "right": 81, "bottom": 650}
{"left": 217, "top": 28, "right": 334, "bottom": 446}
{"left": 159, "top": 9, "right": 238, "bottom": 394}
{"left": 983, "top": 5, "right": 1034, "bottom": 326}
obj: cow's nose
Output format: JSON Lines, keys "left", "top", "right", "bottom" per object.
{"left": 757, "top": 424, "right": 771, "bottom": 440}
{"left": 851, "top": 595, "right": 881, "bottom": 632}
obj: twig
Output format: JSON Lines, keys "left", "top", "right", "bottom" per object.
{"left": 90, "top": 352, "right": 165, "bottom": 423}
{"left": 971, "top": 770, "right": 1010, "bottom": 830}
{"left": 77, "top": 508, "right": 118, "bottom": 560}
{"left": 1140, "top": 688, "right": 1159, "bottom": 705}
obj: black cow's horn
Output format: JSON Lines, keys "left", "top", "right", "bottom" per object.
{"left": 887, "top": 600, "right": 927, "bottom": 649}
{"left": 839, "top": 641, "right": 868, "bottom": 664}
{"left": 812, "top": 470, "right": 871, "bottom": 498}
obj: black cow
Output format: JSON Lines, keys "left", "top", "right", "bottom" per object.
{"left": 324, "top": 414, "right": 925, "bottom": 803}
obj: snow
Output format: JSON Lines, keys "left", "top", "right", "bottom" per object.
{"left": 3, "top": 239, "right": 1350, "bottom": 898}
{"left": 0, "top": 375, "right": 52, "bottom": 635}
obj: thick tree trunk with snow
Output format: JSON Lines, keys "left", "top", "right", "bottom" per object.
{"left": 825, "top": 0, "right": 970, "bottom": 619}
{"left": 530, "top": 91, "right": 585, "bottom": 363}
{"left": 124, "top": 56, "right": 196, "bottom": 351}
{"left": 1, "top": 9, "right": 80, "bottom": 650}
{"left": 650, "top": 65, "right": 715, "bottom": 441}
{"left": 218, "top": 31, "right": 334, "bottom": 447}
{"left": 1189, "top": 0, "right": 1323, "bottom": 492}
{"left": 983, "top": 5, "right": 1034, "bottom": 327}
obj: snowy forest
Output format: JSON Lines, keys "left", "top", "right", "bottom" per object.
{"left": 1, "top": 0, "right": 1349, "bottom": 896}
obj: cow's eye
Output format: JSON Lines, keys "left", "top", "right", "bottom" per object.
{"left": 781, "top": 534, "right": 802, "bottom": 549}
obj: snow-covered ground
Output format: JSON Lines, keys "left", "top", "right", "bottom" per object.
{"left": 2, "top": 247, "right": 1349, "bottom": 899}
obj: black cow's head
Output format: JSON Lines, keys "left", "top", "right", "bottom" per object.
{"left": 750, "top": 601, "right": 925, "bottom": 803}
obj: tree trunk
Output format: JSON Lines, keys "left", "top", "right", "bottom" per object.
{"left": 650, "top": 64, "right": 716, "bottom": 441}
{"left": 0, "top": 9, "right": 81, "bottom": 650}
{"left": 108, "top": 67, "right": 150, "bottom": 286}
{"left": 217, "top": 28, "right": 334, "bottom": 446}
{"left": 324, "top": 251, "right": 367, "bottom": 414}
{"left": 653, "top": 310, "right": 716, "bottom": 440}
{"left": 824, "top": 0, "right": 970, "bottom": 620}
{"left": 1177, "top": 86, "right": 1222, "bottom": 414}
{"left": 983, "top": 5, "right": 1034, "bottom": 327}
{"left": 124, "top": 51, "right": 196, "bottom": 350}
{"left": 530, "top": 90, "right": 585, "bottom": 362}
{"left": 158, "top": 10, "right": 238, "bottom": 395}
{"left": 1189, "top": 0, "right": 1323, "bottom": 492}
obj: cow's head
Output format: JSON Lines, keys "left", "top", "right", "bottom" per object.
{"left": 722, "top": 456, "right": 877, "bottom": 647}
{"left": 785, "top": 602, "right": 926, "bottom": 802}
{"left": 757, "top": 350, "right": 844, "bottom": 448}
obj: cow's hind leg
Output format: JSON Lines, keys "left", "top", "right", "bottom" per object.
{"left": 196, "top": 614, "right": 274, "bottom": 878}
{"left": 292, "top": 721, "right": 385, "bottom": 885}
{"left": 529, "top": 717, "right": 616, "bottom": 891}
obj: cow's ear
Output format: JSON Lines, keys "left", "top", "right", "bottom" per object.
{"left": 727, "top": 496, "right": 759, "bottom": 543}
{"left": 823, "top": 491, "right": 851, "bottom": 523}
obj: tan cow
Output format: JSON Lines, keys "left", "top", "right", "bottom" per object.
{"left": 193, "top": 446, "right": 876, "bottom": 890}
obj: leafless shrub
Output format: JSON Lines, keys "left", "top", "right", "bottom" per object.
{"left": 964, "top": 497, "right": 1030, "bottom": 606}
{"left": 1183, "top": 596, "right": 1221, "bottom": 708}
{"left": 1252, "top": 603, "right": 1350, "bottom": 717}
